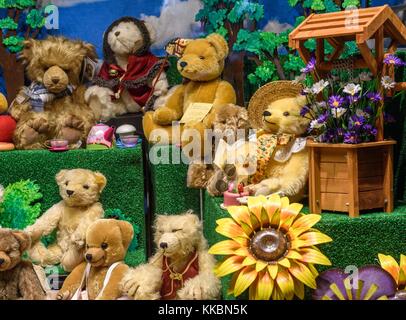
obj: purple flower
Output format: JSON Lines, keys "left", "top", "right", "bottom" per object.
{"left": 313, "top": 266, "right": 398, "bottom": 300}
{"left": 384, "top": 54, "right": 406, "bottom": 67}
{"left": 349, "top": 115, "right": 366, "bottom": 129}
{"left": 347, "top": 94, "right": 360, "bottom": 104}
{"left": 328, "top": 95, "right": 345, "bottom": 108}
{"left": 366, "top": 92, "right": 383, "bottom": 103}
{"left": 363, "top": 124, "right": 378, "bottom": 136}
{"left": 317, "top": 112, "right": 329, "bottom": 124}
{"left": 300, "top": 105, "right": 310, "bottom": 117}
{"left": 344, "top": 131, "right": 360, "bottom": 144}
{"left": 301, "top": 57, "right": 316, "bottom": 74}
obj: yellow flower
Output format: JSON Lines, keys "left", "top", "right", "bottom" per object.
{"left": 378, "top": 254, "right": 406, "bottom": 290}
{"left": 209, "top": 195, "right": 332, "bottom": 300}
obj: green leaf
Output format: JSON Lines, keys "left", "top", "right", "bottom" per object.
{"left": 324, "top": 0, "right": 340, "bottom": 12}
{"left": 0, "top": 17, "right": 18, "bottom": 30}
{"left": 311, "top": 0, "right": 325, "bottom": 11}
{"left": 342, "top": 0, "right": 360, "bottom": 8}
{"left": 288, "top": 0, "right": 300, "bottom": 7}
{"left": 3, "top": 35, "right": 24, "bottom": 47}
{"left": 26, "top": 9, "right": 45, "bottom": 29}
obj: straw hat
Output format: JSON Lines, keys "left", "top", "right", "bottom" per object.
{"left": 248, "top": 81, "right": 303, "bottom": 129}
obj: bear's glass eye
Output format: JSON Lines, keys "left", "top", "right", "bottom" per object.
{"left": 283, "top": 112, "right": 290, "bottom": 117}
{"left": 199, "top": 56, "right": 205, "bottom": 60}
{"left": 86, "top": 244, "right": 89, "bottom": 249}
{"left": 101, "top": 243, "right": 108, "bottom": 250}
{"left": 172, "top": 229, "right": 182, "bottom": 233}
{"left": 65, "top": 181, "right": 69, "bottom": 186}
{"left": 83, "top": 185, "right": 90, "bottom": 190}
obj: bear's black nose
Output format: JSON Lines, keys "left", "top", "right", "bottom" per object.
{"left": 160, "top": 242, "right": 168, "bottom": 249}
{"left": 115, "top": 31, "right": 121, "bottom": 37}
{"left": 52, "top": 77, "right": 60, "bottom": 84}
{"left": 179, "top": 61, "right": 187, "bottom": 68}
{"left": 263, "top": 111, "right": 272, "bottom": 117}
{"left": 66, "top": 190, "right": 74, "bottom": 196}
{"left": 0, "top": 258, "right": 5, "bottom": 265}
{"left": 85, "top": 254, "right": 92, "bottom": 262}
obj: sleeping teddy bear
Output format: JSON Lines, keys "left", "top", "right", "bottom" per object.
{"left": 85, "top": 17, "right": 169, "bottom": 121}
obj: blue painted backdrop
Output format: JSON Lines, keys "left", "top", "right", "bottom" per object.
{"left": 0, "top": 0, "right": 403, "bottom": 94}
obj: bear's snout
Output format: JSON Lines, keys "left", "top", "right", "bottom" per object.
{"left": 0, "top": 258, "right": 5, "bottom": 265}
{"left": 159, "top": 242, "right": 168, "bottom": 249}
{"left": 66, "top": 190, "right": 74, "bottom": 197}
{"left": 0, "top": 252, "right": 11, "bottom": 270}
{"left": 179, "top": 61, "right": 188, "bottom": 69}
{"left": 85, "top": 248, "right": 105, "bottom": 265}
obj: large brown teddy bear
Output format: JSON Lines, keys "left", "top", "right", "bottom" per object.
{"left": 122, "top": 213, "right": 220, "bottom": 300}
{"left": 25, "top": 169, "right": 106, "bottom": 272}
{"left": 9, "top": 37, "right": 98, "bottom": 150}
{"left": 0, "top": 229, "right": 46, "bottom": 300}
{"left": 143, "top": 33, "right": 236, "bottom": 146}
{"left": 57, "top": 219, "right": 133, "bottom": 300}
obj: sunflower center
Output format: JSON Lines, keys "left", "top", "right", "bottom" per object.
{"left": 250, "top": 229, "right": 288, "bottom": 262}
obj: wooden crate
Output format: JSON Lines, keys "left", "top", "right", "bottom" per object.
{"left": 308, "top": 140, "right": 396, "bottom": 218}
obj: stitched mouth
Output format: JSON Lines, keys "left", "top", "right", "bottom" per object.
{"left": 263, "top": 119, "right": 277, "bottom": 125}
{"left": 90, "top": 257, "right": 105, "bottom": 266}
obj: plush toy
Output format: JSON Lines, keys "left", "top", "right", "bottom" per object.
{"left": 143, "top": 33, "right": 236, "bottom": 145}
{"left": 9, "top": 37, "right": 98, "bottom": 150}
{"left": 57, "top": 219, "right": 133, "bottom": 300}
{"left": 0, "top": 92, "right": 7, "bottom": 113}
{"left": 0, "top": 92, "right": 17, "bottom": 150}
{"left": 122, "top": 212, "right": 220, "bottom": 300}
{"left": 85, "top": 17, "right": 169, "bottom": 122}
{"left": 0, "top": 229, "right": 46, "bottom": 300}
{"left": 25, "top": 169, "right": 106, "bottom": 272}
{"left": 246, "top": 81, "right": 310, "bottom": 202}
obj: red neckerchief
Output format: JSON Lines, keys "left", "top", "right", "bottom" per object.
{"left": 97, "top": 52, "right": 161, "bottom": 106}
{"left": 160, "top": 252, "right": 199, "bottom": 300}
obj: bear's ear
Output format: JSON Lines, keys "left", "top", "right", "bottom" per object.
{"left": 82, "top": 42, "right": 98, "bottom": 60}
{"left": 93, "top": 172, "right": 107, "bottom": 193}
{"left": 206, "top": 33, "right": 229, "bottom": 60}
{"left": 12, "top": 231, "right": 31, "bottom": 252}
{"left": 143, "top": 21, "right": 157, "bottom": 44}
{"left": 183, "top": 212, "right": 201, "bottom": 229}
{"left": 116, "top": 220, "right": 134, "bottom": 250}
{"left": 56, "top": 170, "right": 68, "bottom": 185}
{"left": 20, "top": 39, "right": 37, "bottom": 64}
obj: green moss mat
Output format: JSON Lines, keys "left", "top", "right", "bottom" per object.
{"left": 203, "top": 193, "right": 406, "bottom": 300}
{"left": 150, "top": 145, "right": 200, "bottom": 215}
{"left": 0, "top": 147, "right": 146, "bottom": 267}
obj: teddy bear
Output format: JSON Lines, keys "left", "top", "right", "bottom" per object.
{"left": 57, "top": 219, "right": 133, "bottom": 300}
{"left": 143, "top": 33, "right": 236, "bottom": 146}
{"left": 85, "top": 17, "right": 169, "bottom": 122}
{"left": 122, "top": 212, "right": 220, "bottom": 300}
{"left": 0, "top": 92, "right": 7, "bottom": 114}
{"left": 25, "top": 169, "right": 106, "bottom": 272}
{"left": 0, "top": 229, "right": 46, "bottom": 300}
{"left": 9, "top": 36, "right": 98, "bottom": 150}
{"left": 245, "top": 81, "right": 310, "bottom": 203}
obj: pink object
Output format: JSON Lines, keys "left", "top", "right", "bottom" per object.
{"left": 45, "top": 139, "right": 69, "bottom": 152}
{"left": 87, "top": 123, "right": 115, "bottom": 148}
{"left": 223, "top": 191, "right": 249, "bottom": 207}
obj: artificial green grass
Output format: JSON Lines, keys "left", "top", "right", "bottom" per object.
{"left": 150, "top": 145, "right": 200, "bottom": 215}
{"left": 0, "top": 147, "right": 146, "bottom": 267}
{"left": 203, "top": 193, "right": 406, "bottom": 299}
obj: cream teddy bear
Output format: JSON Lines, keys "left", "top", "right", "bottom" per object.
{"left": 25, "top": 169, "right": 106, "bottom": 272}
{"left": 121, "top": 212, "right": 220, "bottom": 300}
{"left": 85, "top": 17, "right": 169, "bottom": 121}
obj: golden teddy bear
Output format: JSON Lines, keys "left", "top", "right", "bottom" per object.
{"left": 122, "top": 212, "right": 221, "bottom": 300}
{"left": 143, "top": 33, "right": 236, "bottom": 147}
{"left": 25, "top": 169, "right": 107, "bottom": 272}
{"left": 57, "top": 219, "right": 134, "bottom": 300}
{"left": 246, "top": 81, "right": 310, "bottom": 203}
{"left": 9, "top": 37, "right": 98, "bottom": 150}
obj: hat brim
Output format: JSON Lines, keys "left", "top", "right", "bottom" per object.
{"left": 248, "top": 81, "right": 303, "bottom": 129}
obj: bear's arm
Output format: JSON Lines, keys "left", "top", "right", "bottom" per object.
{"left": 8, "top": 91, "right": 33, "bottom": 122}
{"left": 18, "top": 262, "right": 46, "bottom": 300}
{"left": 153, "top": 85, "right": 185, "bottom": 125}
{"left": 96, "top": 264, "right": 129, "bottom": 300}
{"left": 57, "top": 262, "right": 87, "bottom": 300}
{"left": 72, "top": 203, "right": 104, "bottom": 245}
{"left": 25, "top": 202, "right": 63, "bottom": 242}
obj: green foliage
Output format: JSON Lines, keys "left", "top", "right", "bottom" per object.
{"left": 0, "top": 17, "right": 18, "bottom": 30}
{"left": 0, "top": 0, "right": 35, "bottom": 9}
{"left": 26, "top": 9, "right": 45, "bottom": 28}
{"left": 104, "top": 209, "right": 141, "bottom": 252}
{"left": 342, "top": 0, "right": 360, "bottom": 8}
{"left": 0, "top": 180, "right": 42, "bottom": 230}
{"left": 3, "top": 35, "right": 24, "bottom": 52}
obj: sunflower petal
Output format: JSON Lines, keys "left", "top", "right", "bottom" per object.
{"left": 227, "top": 206, "right": 252, "bottom": 227}
{"left": 216, "top": 218, "right": 248, "bottom": 239}
{"left": 264, "top": 194, "right": 282, "bottom": 222}
{"left": 227, "top": 271, "right": 240, "bottom": 296}
{"left": 280, "top": 197, "right": 290, "bottom": 209}
{"left": 215, "top": 255, "right": 245, "bottom": 277}
{"left": 293, "top": 277, "right": 305, "bottom": 300}
{"left": 378, "top": 253, "right": 400, "bottom": 284}
{"left": 242, "top": 255, "right": 257, "bottom": 267}
{"left": 298, "top": 231, "right": 333, "bottom": 246}
{"left": 278, "top": 258, "right": 291, "bottom": 268}
{"left": 298, "top": 248, "right": 332, "bottom": 266}
{"left": 281, "top": 203, "right": 303, "bottom": 219}
{"left": 289, "top": 261, "right": 317, "bottom": 289}
{"left": 267, "top": 264, "right": 279, "bottom": 280}
{"left": 247, "top": 196, "right": 265, "bottom": 222}
{"left": 234, "top": 266, "right": 258, "bottom": 297}
{"left": 286, "top": 250, "right": 302, "bottom": 260}
{"left": 209, "top": 240, "right": 241, "bottom": 255}
{"left": 290, "top": 214, "right": 322, "bottom": 237}
{"left": 256, "top": 271, "right": 274, "bottom": 300}
{"left": 255, "top": 260, "right": 268, "bottom": 272}
{"left": 234, "top": 247, "right": 250, "bottom": 257}
{"left": 399, "top": 255, "right": 406, "bottom": 287}
{"left": 276, "top": 270, "right": 295, "bottom": 300}
{"left": 248, "top": 277, "right": 258, "bottom": 300}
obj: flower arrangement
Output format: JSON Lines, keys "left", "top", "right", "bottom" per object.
{"left": 297, "top": 54, "right": 405, "bottom": 144}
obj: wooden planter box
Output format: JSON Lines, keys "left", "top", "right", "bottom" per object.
{"left": 308, "top": 140, "right": 396, "bottom": 218}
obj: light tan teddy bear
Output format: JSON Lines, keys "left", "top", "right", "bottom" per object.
{"left": 122, "top": 212, "right": 220, "bottom": 300}
{"left": 25, "top": 169, "right": 106, "bottom": 272}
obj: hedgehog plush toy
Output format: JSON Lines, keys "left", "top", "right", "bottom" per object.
{"left": 85, "top": 17, "right": 169, "bottom": 121}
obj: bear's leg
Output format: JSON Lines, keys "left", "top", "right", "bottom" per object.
{"left": 28, "top": 242, "right": 63, "bottom": 267}
{"left": 55, "top": 113, "right": 88, "bottom": 144}
{"left": 14, "top": 114, "right": 50, "bottom": 150}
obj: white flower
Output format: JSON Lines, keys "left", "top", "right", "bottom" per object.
{"left": 302, "top": 87, "right": 312, "bottom": 94}
{"left": 310, "top": 119, "right": 324, "bottom": 130}
{"left": 331, "top": 107, "right": 347, "bottom": 119}
{"left": 343, "top": 83, "right": 362, "bottom": 96}
{"left": 311, "top": 80, "right": 329, "bottom": 94}
{"left": 381, "top": 76, "right": 396, "bottom": 90}
{"left": 356, "top": 109, "right": 369, "bottom": 118}
{"left": 359, "top": 72, "right": 372, "bottom": 82}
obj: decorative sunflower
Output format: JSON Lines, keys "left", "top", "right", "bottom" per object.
{"left": 378, "top": 254, "right": 406, "bottom": 294}
{"left": 209, "top": 195, "right": 332, "bottom": 300}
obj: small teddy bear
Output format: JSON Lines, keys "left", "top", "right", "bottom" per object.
{"left": 9, "top": 37, "right": 98, "bottom": 150}
{"left": 57, "top": 219, "right": 134, "bottom": 300}
{"left": 25, "top": 169, "right": 107, "bottom": 272}
{"left": 85, "top": 17, "right": 169, "bottom": 121}
{"left": 122, "top": 212, "right": 220, "bottom": 300}
{"left": 0, "top": 229, "right": 46, "bottom": 300}
{"left": 246, "top": 81, "right": 310, "bottom": 203}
